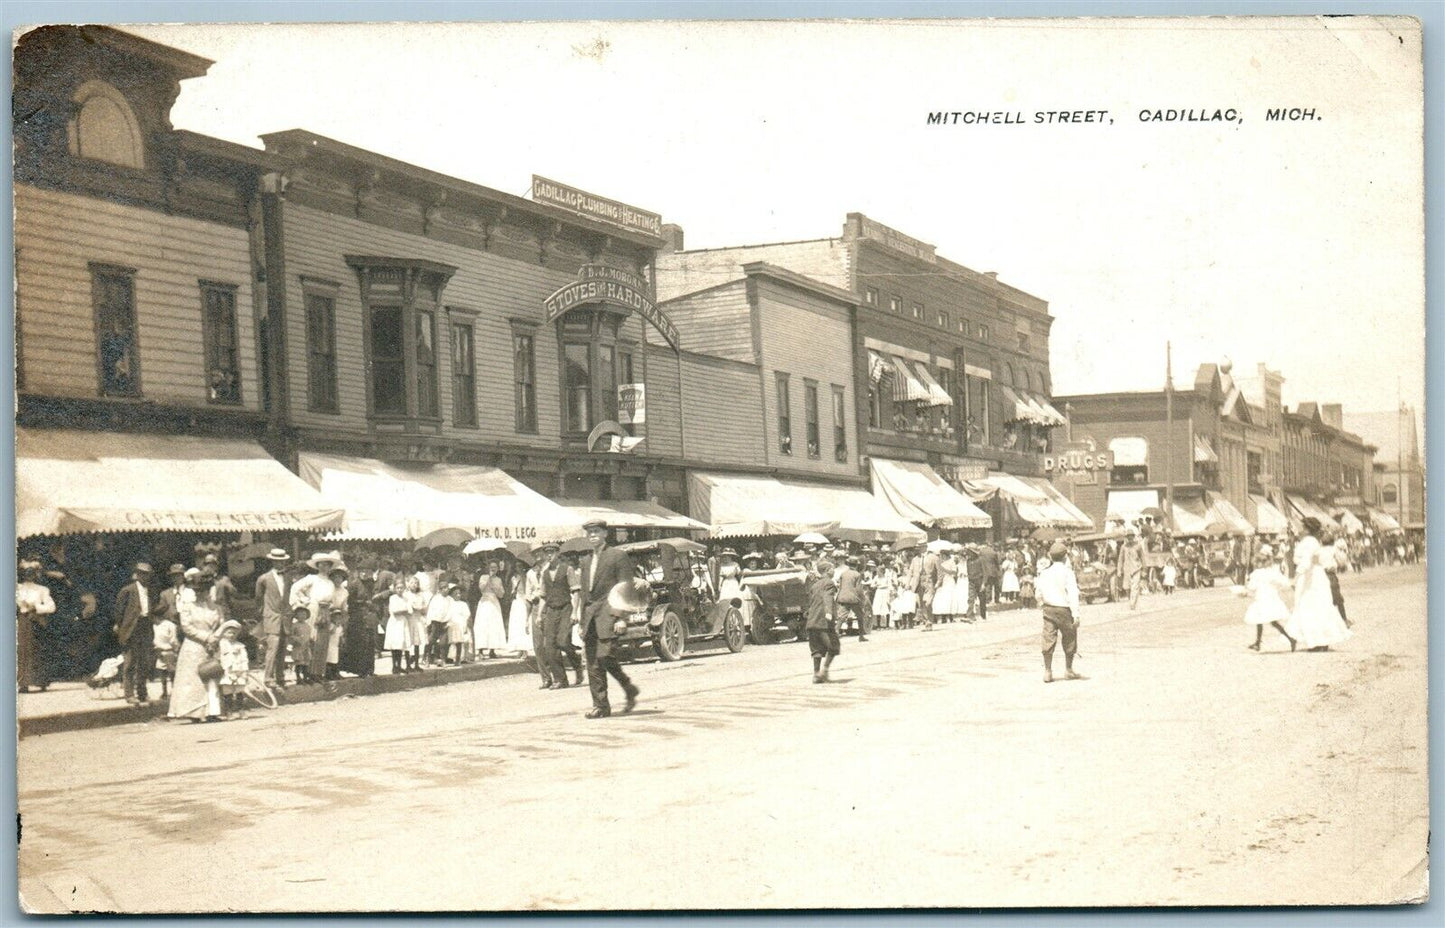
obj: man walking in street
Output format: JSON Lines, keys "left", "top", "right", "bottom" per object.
{"left": 914, "top": 544, "right": 940, "bottom": 631}
{"left": 834, "top": 556, "right": 869, "bottom": 641}
{"left": 977, "top": 543, "right": 1000, "bottom": 618}
{"left": 1036, "top": 542, "right": 1084, "bottom": 684}
{"left": 536, "top": 542, "right": 583, "bottom": 690}
{"left": 965, "top": 544, "right": 989, "bottom": 622}
{"left": 1117, "top": 530, "right": 1145, "bottom": 611}
{"left": 578, "top": 519, "right": 640, "bottom": 718}
{"left": 253, "top": 548, "right": 290, "bottom": 687}
{"left": 112, "top": 562, "right": 155, "bottom": 705}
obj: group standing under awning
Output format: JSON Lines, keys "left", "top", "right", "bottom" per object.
{"left": 867, "top": 458, "right": 992, "bottom": 530}
{"left": 961, "top": 473, "right": 1094, "bottom": 531}
{"left": 687, "top": 470, "right": 927, "bottom": 544}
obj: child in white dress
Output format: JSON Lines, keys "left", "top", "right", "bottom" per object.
{"left": 217, "top": 620, "right": 250, "bottom": 716}
{"left": 1161, "top": 557, "right": 1178, "bottom": 595}
{"left": 1238, "top": 548, "right": 1297, "bottom": 652}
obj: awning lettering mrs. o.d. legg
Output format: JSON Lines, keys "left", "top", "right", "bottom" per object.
{"left": 16, "top": 428, "right": 345, "bottom": 538}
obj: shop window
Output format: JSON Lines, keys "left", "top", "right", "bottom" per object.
{"left": 68, "top": 81, "right": 144, "bottom": 169}
{"left": 200, "top": 281, "right": 241, "bottom": 404}
{"left": 557, "top": 308, "right": 627, "bottom": 438}
{"left": 348, "top": 257, "right": 457, "bottom": 422}
{"left": 513, "top": 328, "right": 537, "bottom": 434}
{"left": 450, "top": 320, "right": 476, "bottom": 427}
{"left": 90, "top": 263, "right": 139, "bottom": 397}
{"left": 832, "top": 385, "right": 848, "bottom": 462}
{"left": 776, "top": 372, "right": 792, "bottom": 455}
{"left": 304, "top": 290, "right": 338, "bottom": 413}
{"left": 805, "top": 381, "right": 820, "bottom": 458}
{"left": 864, "top": 287, "right": 878, "bottom": 306}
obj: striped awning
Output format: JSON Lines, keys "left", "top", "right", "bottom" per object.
{"left": 867, "top": 349, "right": 890, "bottom": 385}
{"left": 1367, "top": 508, "right": 1401, "bottom": 532}
{"left": 910, "top": 361, "right": 953, "bottom": 407}
{"left": 1194, "top": 435, "right": 1219, "bottom": 464}
{"left": 995, "top": 383, "right": 1041, "bottom": 424}
{"left": 1020, "top": 393, "right": 1055, "bottom": 426}
{"left": 1286, "top": 494, "right": 1340, "bottom": 531}
{"left": 888, "top": 355, "right": 933, "bottom": 403}
{"left": 1034, "top": 397, "right": 1069, "bottom": 427}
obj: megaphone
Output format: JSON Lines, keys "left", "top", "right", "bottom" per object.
{"left": 607, "top": 577, "right": 652, "bottom": 614}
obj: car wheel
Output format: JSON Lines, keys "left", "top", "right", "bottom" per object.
{"left": 750, "top": 611, "right": 776, "bottom": 645}
{"left": 723, "top": 607, "right": 746, "bottom": 652}
{"left": 654, "top": 612, "right": 686, "bottom": 661}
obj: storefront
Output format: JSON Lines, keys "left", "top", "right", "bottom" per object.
{"left": 961, "top": 473, "right": 1093, "bottom": 538}
{"left": 687, "top": 471, "right": 926, "bottom": 545}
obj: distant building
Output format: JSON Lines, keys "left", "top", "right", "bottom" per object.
{"left": 1347, "top": 406, "right": 1425, "bottom": 531}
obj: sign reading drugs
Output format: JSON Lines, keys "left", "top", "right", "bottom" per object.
{"left": 1042, "top": 447, "right": 1115, "bottom": 475}
{"left": 543, "top": 278, "right": 680, "bottom": 350}
{"left": 532, "top": 176, "right": 663, "bottom": 237}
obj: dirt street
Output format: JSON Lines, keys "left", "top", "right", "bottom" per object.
{"left": 17, "top": 565, "right": 1428, "bottom": 911}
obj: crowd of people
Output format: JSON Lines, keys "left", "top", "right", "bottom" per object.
{"left": 16, "top": 512, "right": 1423, "bottom": 717}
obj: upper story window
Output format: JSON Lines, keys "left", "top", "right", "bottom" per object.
{"left": 513, "top": 325, "right": 538, "bottom": 434}
{"left": 832, "top": 385, "right": 848, "bottom": 463}
{"left": 200, "top": 281, "right": 241, "bottom": 404}
{"left": 978, "top": 323, "right": 990, "bottom": 342}
{"left": 776, "top": 372, "right": 792, "bottom": 455}
{"left": 557, "top": 308, "right": 630, "bottom": 438}
{"left": 910, "top": 302, "right": 924, "bottom": 320}
{"left": 864, "top": 287, "right": 879, "bottom": 306}
{"left": 90, "top": 263, "right": 139, "bottom": 397}
{"left": 303, "top": 284, "right": 339, "bottom": 414}
{"left": 804, "top": 380, "right": 821, "bottom": 458}
{"left": 1018, "top": 331, "right": 1031, "bottom": 353}
{"left": 450, "top": 316, "right": 477, "bottom": 428}
{"left": 936, "top": 309, "right": 949, "bottom": 328}
{"left": 347, "top": 256, "right": 458, "bottom": 421}
{"left": 68, "top": 81, "right": 144, "bottom": 169}
{"left": 888, "top": 295, "right": 902, "bottom": 314}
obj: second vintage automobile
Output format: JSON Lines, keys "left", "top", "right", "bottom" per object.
{"left": 608, "top": 538, "right": 748, "bottom": 661}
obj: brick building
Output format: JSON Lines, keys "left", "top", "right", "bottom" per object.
{"left": 656, "top": 214, "right": 1079, "bottom": 538}
{"left": 1347, "top": 406, "right": 1424, "bottom": 532}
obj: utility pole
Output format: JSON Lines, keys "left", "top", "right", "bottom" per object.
{"left": 1397, "top": 379, "right": 1405, "bottom": 529}
{"left": 1164, "top": 342, "right": 1174, "bottom": 532}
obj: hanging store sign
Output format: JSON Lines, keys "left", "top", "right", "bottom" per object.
{"left": 543, "top": 276, "right": 680, "bottom": 350}
{"left": 532, "top": 175, "right": 663, "bottom": 237}
{"left": 618, "top": 383, "right": 646, "bottom": 425}
{"left": 578, "top": 263, "right": 648, "bottom": 291}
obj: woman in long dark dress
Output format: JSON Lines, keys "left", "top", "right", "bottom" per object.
{"left": 338, "top": 559, "right": 376, "bottom": 678}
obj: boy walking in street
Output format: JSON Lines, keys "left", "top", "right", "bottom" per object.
{"left": 1036, "top": 542, "right": 1084, "bottom": 684}
{"left": 806, "top": 560, "right": 841, "bottom": 683}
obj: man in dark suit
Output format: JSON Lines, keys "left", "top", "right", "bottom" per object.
{"left": 112, "top": 562, "right": 155, "bottom": 705}
{"left": 577, "top": 519, "right": 640, "bottom": 719}
{"left": 253, "top": 548, "right": 291, "bottom": 687}
{"left": 965, "top": 544, "right": 989, "bottom": 622}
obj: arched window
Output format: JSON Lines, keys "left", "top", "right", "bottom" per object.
{"left": 1003, "top": 362, "right": 1015, "bottom": 387}
{"left": 68, "top": 81, "right": 144, "bottom": 169}
{"left": 1014, "top": 365, "right": 1027, "bottom": 389}
{"left": 1031, "top": 369, "right": 1043, "bottom": 393}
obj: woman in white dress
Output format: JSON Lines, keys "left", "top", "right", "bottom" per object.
{"left": 999, "top": 554, "right": 1020, "bottom": 603}
{"left": 382, "top": 576, "right": 414, "bottom": 674}
{"left": 1240, "top": 547, "right": 1297, "bottom": 652}
{"left": 445, "top": 584, "right": 473, "bottom": 665}
{"left": 931, "top": 552, "right": 959, "bottom": 620}
{"left": 1288, "top": 518, "right": 1353, "bottom": 652}
{"left": 871, "top": 562, "right": 896, "bottom": 630}
{"left": 950, "top": 549, "right": 972, "bottom": 617}
{"left": 472, "top": 561, "right": 508, "bottom": 658}
{"left": 404, "top": 575, "right": 430, "bottom": 672}
{"left": 505, "top": 561, "right": 537, "bottom": 656}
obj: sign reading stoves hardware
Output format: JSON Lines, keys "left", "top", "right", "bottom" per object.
{"left": 543, "top": 264, "right": 680, "bottom": 351}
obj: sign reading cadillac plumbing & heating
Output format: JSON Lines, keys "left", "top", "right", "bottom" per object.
{"left": 544, "top": 275, "right": 680, "bottom": 351}
{"left": 532, "top": 176, "right": 663, "bottom": 237}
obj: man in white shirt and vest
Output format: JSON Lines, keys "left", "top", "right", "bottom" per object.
{"left": 1036, "top": 542, "right": 1084, "bottom": 684}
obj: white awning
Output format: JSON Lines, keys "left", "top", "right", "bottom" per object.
{"left": 1204, "top": 493, "right": 1254, "bottom": 536}
{"left": 687, "top": 472, "right": 839, "bottom": 539}
{"left": 298, "top": 452, "right": 584, "bottom": 542}
{"left": 910, "top": 361, "right": 953, "bottom": 407}
{"left": 1248, "top": 495, "right": 1290, "bottom": 534}
{"left": 1107, "top": 488, "right": 1161, "bottom": 523}
{"left": 963, "top": 473, "right": 1093, "bottom": 530}
{"left": 785, "top": 482, "right": 927, "bottom": 546}
{"left": 17, "top": 428, "right": 345, "bottom": 538}
{"left": 1194, "top": 434, "right": 1219, "bottom": 464}
{"left": 888, "top": 355, "right": 932, "bottom": 403}
{"left": 866, "top": 350, "right": 890, "bottom": 385}
{"left": 1171, "top": 497, "right": 1213, "bottom": 535}
{"left": 1368, "top": 507, "right": 1402, "bottom": 532}
{"left": 1286, "top": 494, "right": 1340, "bottom": 531}
{"left": 1333, "top": 509, "right": 1365, "bottom": 535}
{"left": 1034, "top": 397, "right": 1069, "bottom": 427}
{"left": 553, "top": 499, "right": 707, "bottom": 533}
{"left": 868, "top": 458, "right": 992, "bottom": 529}
{"left": 1020, "top": 394, "right": 1056, "bottom": 427}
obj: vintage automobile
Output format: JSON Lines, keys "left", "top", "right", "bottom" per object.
{"left": 1076, "top": 561, "right": 1116, "bottom": 605}
{"left": 609, "top": 538, "right": 747, "bottom": 661}
{"left": 739, "top": 567, "right": 810, "bottom": 644}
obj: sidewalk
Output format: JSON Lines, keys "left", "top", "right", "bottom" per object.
{"left": 17, "top": 653, "right": 540, "bottom": 739}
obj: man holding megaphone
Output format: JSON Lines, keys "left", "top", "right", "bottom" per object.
{"left": 578, "top": 519, "right": 642, "bottom": 719}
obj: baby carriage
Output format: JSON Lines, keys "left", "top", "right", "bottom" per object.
{"left": 85, "top": 654, "right": 127, "bottom": 700}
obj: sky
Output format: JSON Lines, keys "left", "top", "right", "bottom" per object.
{"left": 122, "top": 18, "right": 1426, "bottom": 427}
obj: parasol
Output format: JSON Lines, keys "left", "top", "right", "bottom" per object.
{"left": 793, "top": 531, "right": 831, "bottom": 545}
{"left": 414, "top": 527, "right": 473, "bottom": 552}
{"left": 926, "top": 539, "right": 954, "bottom": 553}
{"left": 462, "top": 537, "right": 509, "bottom": 556}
